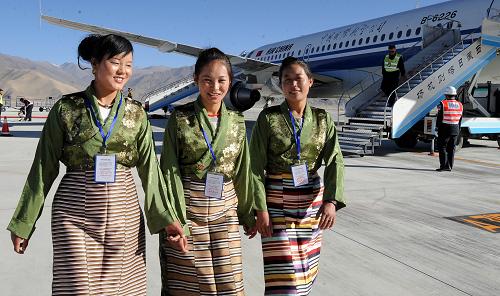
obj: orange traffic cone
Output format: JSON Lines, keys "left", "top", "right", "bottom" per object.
{"left": 1, "top": 116, "right": 13, "bottom": 137}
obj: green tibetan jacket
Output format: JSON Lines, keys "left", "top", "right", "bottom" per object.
{"left": 7, "top": 85, "right": 178, "bottom": 239}
{"left": 160, "top": 98, "right": 255, "bottom": 232}
{"left": 250, "top": 101, "right": 346, "bottom": 211}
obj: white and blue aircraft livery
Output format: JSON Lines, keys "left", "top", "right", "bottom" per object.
{"left": 42, "top": 0, "right": 499, "bottom": 101}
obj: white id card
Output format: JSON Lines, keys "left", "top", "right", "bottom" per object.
{"left": 95, "top": 154, "right": 116, "bottom": 183}
{"left": 205, "top": 172, "right": 224, "bottom": 198}
{"left": 291, "top": 163, "right": 309, "bottom": 187}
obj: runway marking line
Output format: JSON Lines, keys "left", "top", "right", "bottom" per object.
{"left": 447, "top": 213, "right": 500, "bottom": 233}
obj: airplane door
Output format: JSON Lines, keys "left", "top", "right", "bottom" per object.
{"left": 304, "top": 44, "right": 312, "bottom": 62}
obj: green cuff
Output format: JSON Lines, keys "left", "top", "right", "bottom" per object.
{"left": 7, "top": 218, "right": 35, "bottom": 239}
{"left": 253, "top": 195, "right": 268, "bottom": 211}
{"left": 182, "top": 223, "right": 191, "bottom": 236}
{"left": 146, "top": 210, "right": 175, "bottom": 235}
{"left": 239, "top": 213, "right": 256, "bottom": 228}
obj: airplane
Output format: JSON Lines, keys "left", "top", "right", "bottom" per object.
{"left": 41, "top": 0, "right": 500, "bottom": 107}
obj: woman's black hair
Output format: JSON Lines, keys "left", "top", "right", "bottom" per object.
{"left": 194, "top": 47, "right": 233, "bottom": 81}
{"left": 278, "top": 56, "right": 313, "bottom": 84}
{"left": 77, "top": 34, "right": 133, "bottom": 70}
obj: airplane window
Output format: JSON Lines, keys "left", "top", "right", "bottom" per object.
{"left": 339, "top": 42, "right": 343, "bottom": 48}
{"left": 406, "top": 29, "right": 411, "bottom": 37}
{"left": 322, "top": 45, "right": 325, "bottom": 51}
{"left": 366, "top": 36, "right": 370, "bottom": 44}
{"left": 316, "top": 46, "right": 320, "bottom": 52}
{"left": 415, "top": 27, "right": 421, "bottom": 35}
{"left": 397, "top": 31, "right": 402, "bottom": 38}
{"left": 373, "top": 35, "right": 378, "bottom": 42}
{"left": 305, "top": 49, "right": 309, "bottom": 54}
{"left": 351, "top": 40, "right": 356, "bottom": 46}
{"left": 333, "top": 43, "right": 337, "bottom": 49}
{"left": 359, "top": 38, "right": 363, "bottom": 45}
{"left": 389, "top": 32, "right": 394, "bottom": 40}
{"left": 291, "top": 51, "right": 294, "bottom": 56}
{"left": 345, "top": 40, "right": 349, "bottom": 47}
{"left": 327, "top": 44, "right": 331, "bottom": 50}
{"left": 381, "top": 34, "right": 385, "bottom": 41}
{"left": 298, "top": 50, "right": 302, "bottom": 56}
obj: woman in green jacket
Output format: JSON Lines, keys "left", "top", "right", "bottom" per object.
{"left": 159, "top": 48, "right": 258, "bottom": 295}
{"left": 7, "top": 34, "right": 180, "bottom": 295}
{"left": 251, "top": 57, "right": 346, "bottom": 295}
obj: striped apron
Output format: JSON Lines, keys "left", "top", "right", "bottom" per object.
{"left": 51, "top": 169, "right": 146, "bottom": 296}
{"left": 160, "top": 176, "right": 244, "bottom": 296}
{"left": 262, "top": 173, "right": 323, "bottom": 296}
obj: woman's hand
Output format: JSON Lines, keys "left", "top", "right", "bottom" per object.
{"left": 317, "top": 202, "right": 336, "bottom": 230}
{"left": 11, "top": 232, "right": 29, "bottom": 254}
{"left": 256, "top": 210, "right": 273, "bottom": 237}
{"left": 243, "top": 225, "right": 258, "bottom": 239}
{"left": 164, "top": 222, "right": 188, "bottom": 254}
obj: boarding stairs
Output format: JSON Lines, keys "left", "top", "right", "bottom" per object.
{"left": 338, "top": 28, "right": 463, "bottom": 154}
{"left": 338, "top": 17, "right": 500, "bottom": 155}
{"left": 141, "top": 76, "right": 198, "bottom": 112}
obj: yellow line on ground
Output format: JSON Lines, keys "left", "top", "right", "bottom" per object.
{"left": 412, "top": 151, "right": 500, "bottom": 168}
{"left": 453, "top": 156, "right": 500, "bottom": 168}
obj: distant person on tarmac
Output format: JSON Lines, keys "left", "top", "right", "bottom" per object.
{"left": 436, "top": 86, "right": 463, "bottom": 172}
{"left": 381, "top": 44, "right": 406, "bottom": 107}
{"left": 0, "top": 88, "right": 4, "bottom": 117}
{"left": 19, "top": 98, "right": 33, "bottom": 121}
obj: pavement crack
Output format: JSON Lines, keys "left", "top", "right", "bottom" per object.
{"left": 332, "top": 230, "right": 474, "bottom": 296}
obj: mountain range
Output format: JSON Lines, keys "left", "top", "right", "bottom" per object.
{"left": 0, "top": 52, "right": 193, "bottom": 104}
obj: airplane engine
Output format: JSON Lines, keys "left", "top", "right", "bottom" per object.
{"left": 224, "top": 81, "right": 261, "bottom": 112}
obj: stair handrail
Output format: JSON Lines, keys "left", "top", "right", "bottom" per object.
{"left": 339, "top": 37, "right": 427, "bottom": 124}
{"left": 383, "top": 33, "right": 475, "bottom": 130}
{"left": 336, "top": 71, "right": 379, "bottom": 125}
{"left": 139, "top": 75, "right": 194, "bottom": 102}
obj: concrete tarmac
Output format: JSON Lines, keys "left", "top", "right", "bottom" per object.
{"left": 1, "top": 111, "right": 499, "bottom": 296}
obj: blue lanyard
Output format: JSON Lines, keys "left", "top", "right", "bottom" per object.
{"left": 289, "top": 111, "right": 304, "bottom": 160}
{"left": 85, "top": 94, "right": 123, "bottom": 151}
{"left": 200, "top": 126, "right": 217, "bottom": 164}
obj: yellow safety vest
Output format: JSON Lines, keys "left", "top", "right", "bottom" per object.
{"left": 384, "top": 54, "right": 401, "bottom": 72}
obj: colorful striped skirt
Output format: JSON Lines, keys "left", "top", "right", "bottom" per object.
{"left": 51, "top": 169, "right": 146, "bottom": 295}
{"left": 160, "top": 176, "right": 244, "bottom": 296}
{"left": 262, "top": 173, "right": 324, "bottom": 296}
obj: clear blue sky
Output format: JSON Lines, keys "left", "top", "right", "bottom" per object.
{"left": 1, "top": 0, "right": 447, "bottom": 68}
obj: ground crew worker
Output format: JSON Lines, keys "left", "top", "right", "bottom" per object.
{"left": 381, "top": 44, "right": 406, "bottom": 106}
{"left": 436, "top": 86, "right": 463, "bottom": 171}
{"left": 19, "top": 98, "right": 33, "bottom": 121}
{"left": 0, "top": 88, "right": 4, "bottom": 117}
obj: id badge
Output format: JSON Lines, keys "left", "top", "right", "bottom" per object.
{"left": 94, "top": 154, "right": 116, "bottom": 183}
{"left": 205, "top": 172, "right": 224, "bottom": 199}
{"left": 291, "top": 163, "right": 309, "bottom": 187}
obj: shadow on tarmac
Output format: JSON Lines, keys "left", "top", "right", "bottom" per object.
{"left": 345, "top": 164, "right": 436, "bottom": 172}
{"left": 4, "top": 130, "right": 43, "bottom": 138}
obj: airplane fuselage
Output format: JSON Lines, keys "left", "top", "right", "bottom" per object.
{"left": 245, "top": 0, "right": 495, "bottom": 97}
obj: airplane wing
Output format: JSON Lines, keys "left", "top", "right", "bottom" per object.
{"left": 42, "top": 15, "right": 278, "bottom": 72}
